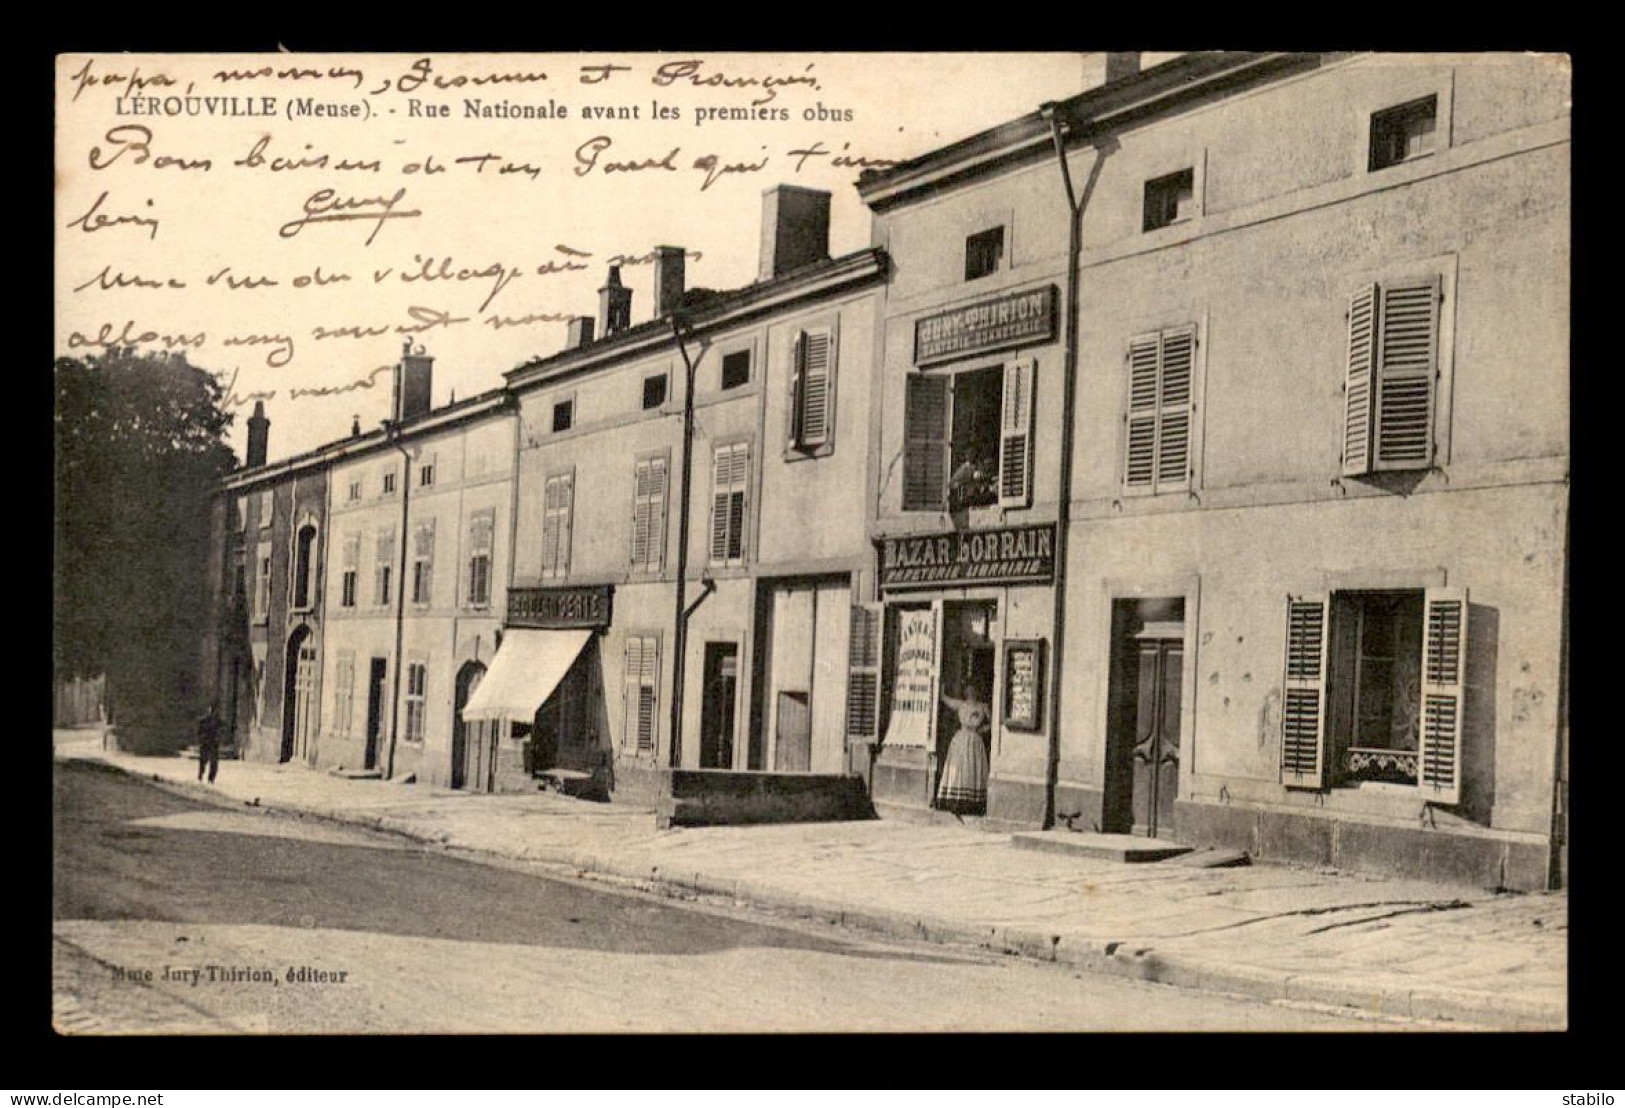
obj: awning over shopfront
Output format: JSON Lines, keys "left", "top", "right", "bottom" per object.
{"left": 460, "top": 629, "right": 592, "bottom": 721}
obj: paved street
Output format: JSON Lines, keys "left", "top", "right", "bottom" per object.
{"left": 53, "top": 760, "right": 1405, "bottom": 1033}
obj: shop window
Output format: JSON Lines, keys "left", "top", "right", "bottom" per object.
{"left": 787, "top": 328, "right": 835, "bottom": 455}
{"left": 541, "top": 471, "right": 574, "bottom": 580}
{"left": 623, "top": 634, "right": 661, "bottom": 754}
{"left": 964, "top": 226, "right": 1004, "bottom": 281}
{"left": 466, "top": 509, "right": 494, "bottom": 607}
{"left": 902, "top": 360, "right": 1035, "bottom": 512}
{"left": 405, "top": 662, "right": 427, "bottom": 744}
{"left": 642, "top": 372, "right": 668, "bottom": 411}
{"left": 1342, "top": 276, "right": 1442, "bottom": 476}
{"left": 721, "top": 350, "right": 751, "bottom": 390}
{"left": 1143, "top": 169, "right": 1195, "bottom": 232}
{"left": 411, "top": 521, "right": 435, "bottom": 605}
{"left": 1123, "top": 325, "right": 1196, "bottom": 495}
{"left": 631, "top": 455, "right": 668, "bottom": 573}
{"left": 552, "top": 398, "right": 574, "bottom": 433}
{"left": 709, "top": 442, "right": 751, "bottom": 566}
{"left": 1281, "top": 587, "right": 1466, "bottom": 804}
{"left": 373, "top": 529, "right": 394, "bottom": 607}
{"left": 1369, "top": 95, "right": 1438, "bottom": 171}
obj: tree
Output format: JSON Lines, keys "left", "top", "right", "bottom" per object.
{"left": 54, "top": 348, "right": 237, "bottom": 750}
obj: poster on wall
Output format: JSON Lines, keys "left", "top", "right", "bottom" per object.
{"left": 882, "top": 607, "right": 937, "bottom": 749}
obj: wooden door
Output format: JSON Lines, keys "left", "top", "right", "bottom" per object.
{"left": 1131, "top": 640, "right": 1183, "bottom": 838}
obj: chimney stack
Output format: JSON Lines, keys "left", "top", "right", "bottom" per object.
{"left": 246, "top": 401, "right": 270, "bottom": 468}
{"left": 351, "top": 414, "right": 361, "bottom": 438}
{"left": 567, "top": 316, "right": 596, "bottom": 348}
{"left": 758, "top": 185, "right": 831, "bottom": 282}
{"left": 598, "top": 266, "right": 632, "bottom": 336}
{"left": 1105, "top": 52, "right": 1141, "bottom": 83}
{"left": 653, "top": 246, "right": 687, "bottom": 317}
{"left": 393, "top": 340, "right": 434, "bottom": 422}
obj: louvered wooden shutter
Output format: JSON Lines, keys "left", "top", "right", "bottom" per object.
{"left": 1281, "top": 594, "right": 1330, "bottom": 789}
{"left": 1124, "top": 333, "right": 1160, "bottom": 492}
{"left": 845, "top": 603, "right": 884, "bottom": 742}
{"left": 1373, "top": 276, "right": 1440, "bottom": 471}
{"left": 1419, "top": 586, "right": 1467, "bottom": 804}
{"left": 624, "top": 636, "right": 659, "bottom": 754}
{"left": 999, "top": 359, "right": 1035, "bottom": 508}
{"left": 710, "top": 444, "right": 749, "bottom": 564}
{"left": 792, "top": 328, "right": 833, "bottom": 450}
{"left": 631, "top": 458, "right": 667, "bottom": 572}
{"left": 903, "top": 374, "right": 949, "bottom": 511}
{"left": 1342, "top": 284, "right": 1379, "bottom": 476}
{"left": 414, "top": 521, "right": 435, "bottom": 603}
{"left": 542, "top": 476, "right": 561, "bottom": 574}
{"left": 1157, "top": 327, "right": 1195, "bottom": 491}
{"left": 556, "top": 472, "right": 573, "bottom": 576}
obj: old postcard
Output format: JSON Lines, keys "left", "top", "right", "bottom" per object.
{"left": 52, "top": 51, "right": 1570, "bottom": 1034}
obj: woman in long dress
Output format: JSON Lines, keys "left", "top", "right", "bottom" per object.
{"left": 936, "top": 685, "right": 991, "bottom": 814}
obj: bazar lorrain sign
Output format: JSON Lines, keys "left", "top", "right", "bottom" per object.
{"left": 913, "top": 285, "right": 1057, "bottom": 365}
{"left": 880, "top": 523, "right": 1057, "bottom": 590}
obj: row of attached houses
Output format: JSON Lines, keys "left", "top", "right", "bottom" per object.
{"left": 203, "top": 51, "right": 1569, "bottom": 890}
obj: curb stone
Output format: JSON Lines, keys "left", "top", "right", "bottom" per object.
{"left": 59, "top": 751, "right": 1566, "bottom": 1030}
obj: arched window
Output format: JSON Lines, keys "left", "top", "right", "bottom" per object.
{"left": 292, "top": 521, "right": 318, "bottom": 610}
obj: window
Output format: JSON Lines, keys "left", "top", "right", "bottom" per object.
{"left": 721, "top": 350, "right": 751, "bottom": 390}
{"left": 1343, "top": 277, "right": 1441, "bottom": 476}
{"left": 340, "top": 533, "right": 360, "bottom": 609}
{"left": 411, "top": 521, "right": 435, "bottom": 604}
{"left": 1369, "top": 95, "right": 1438, "bottom": 171}
{"left": 631, "top": 455, "right": 669, "bottom": 573}
{"left": 788, "top": 328, "right": 835, "bottom": 455}
{"left": 466, "top": 509, "right": 494, "bottom": 607}
{"left": 552, "top": 399, "right": 574, "bottom": 433}
{"left": 382, "top": 469, "right": 397, "bottom": 496}
{"left": 623, "top": 634, "right": 661, "bottom": 754}
{"left": 964, "top": 226, "right": 1005, "bottom": 281}
{"left": 291, "top": 523, "right": 318, "bottom": 610}
{"left": 1143, "top": 169, "right": 1195, "bottom": 232}
{"left": 405, "top": 662, "right": 427, "bottom": 744}
{"left": 709, "top": 442, "right": 751, "bottom": 566}
{"left": 333, "top": 651, "right": 355, "bottom": 736}
{"left": 419, "top": 461, "right": 435, "bottom": 488}
{"left": 642, "top": 373, "right": 668, "bottom": 411}
{"left": 374, "top": 529, "right": 395, "bottom": 607}
{"left": 253, "top": 541, "right": 271, "bottom": 622}
{"left": 347, "top": 478, "right": 362, "bottom": 503}
{"left": 258, "top": 490, "right": 273, "bottom": 529}
{"left": 902, "top": 359, "right": 1035, "bottom": 512}
{"left": 1123, "top": 326, "right": 1196, "bottom": 495}
{"left": 541, "top": 472, "right": 574, "bottom": 579}
{"left": 1280, "top": 588, "right": 1466, "bottom": 804}
{"left": 232, "top": 557, "right": 247, "bottom": 609}
{"left": 233, "top": 498, "right": 247, "bottom": 532}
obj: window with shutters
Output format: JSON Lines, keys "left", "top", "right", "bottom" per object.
{"left": 466, "top": 509, "right": 494, "bottom": 608}
{"left": 788, "top": 327, "right": 836, "bottom": 457}
{"left": 623, "top": 633, "right": 661, "bottom": 755}
{"left": 340, "top": 532, "right": 360, "bottom": 609}
{"left": 964, "top": 226, "right": 1004, "bottom": 281}
{"left": 1342, "top": 276, "right": 1442, "bottom": 476}
{"left": 1280, "top": 587, "right": 1466, "bottom": 803}
{"left": 904, "top": 360, "right": 1035, "bottom": 512}
{"left": 1369, "top": 95, "right": 1438, "bottom": 172}
{"left": 347, "top": 477, "right": 362, "bottom": 503}
{"left": 405, "top": 661, "right": 427, "bottom": 744}
{"left": 709, "top": 441, "right": 751, "bottom": 567}
{"left": 333, "top": 651, "right": 355, "bottom": 737}
{"left": 419, "top": 459, "right": 435, "bottom": 487}
{"left": 630, "top": 455, "right": 668, "bottom": 574}
{"left": 410, "top": 520, "right": 435, "bottom": 605}
{"left": 540, "top": 471, "right": 574, "bottom": 580}
{"left": 374, "top": 528, "right": 395, "bottom": 607}
{"left": 845, "top": 604, "right": 884, "bottom": 745}
{"left": 1123, "top": 326, "right": 1196, "bottom": 496}
{"left": 382, "top": 469, "right": 397, "bottom": 497}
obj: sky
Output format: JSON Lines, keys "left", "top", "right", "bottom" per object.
{"left": 56, "top": 52, "right": 1093, "bottom": 464}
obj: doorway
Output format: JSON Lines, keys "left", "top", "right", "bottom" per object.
{"left": 700, "top": 643, "right": 740, "bottom": 769}
{"left": 759, "top": 577, "right": 851, "bottom": 774}
{"left": 282, "top": 628, "right": 317, "bottom": 764}
{"left": 452, "top": 661, "right": 486, "bottom": 790}
{"left": 364, "top": 657, "right": 388, "bottom": 770}
{"left": 933, "top": 600, "right": 997, "bottom": 815}
{"left": 1104, "top": 598, "right": 1186, "bottom": 838}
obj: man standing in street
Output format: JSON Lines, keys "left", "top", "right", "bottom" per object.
{"left": 197, "top": 702, "right": 222, "bottom": 784}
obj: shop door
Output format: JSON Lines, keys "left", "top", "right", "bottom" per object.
{"left": 933, "top": 600, "right": 996, "bottom": 814}
{"left": 452, "top": 662, "right": 486, "bottom": 789}
{"left": 700, "top": 643, "right": 739, "bottom": 769}
{"left": 364, "top": 657, "right": 387, "bottom": 770}
{"left": 1130, "top": 638, "right": 1183, "bottom": 839}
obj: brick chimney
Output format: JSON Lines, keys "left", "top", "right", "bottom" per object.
{"left": 653, "top": 246, "right": 686, "bottom": 317}
{"left": 567, "top": 316, "right": 595, "bottom": 348}
{"left": 758, "top": 185, "right": 831, "bottom": 282}
{"left": 598, "top": 266, "right": 632, "bottom": 336}
{"left": 393, "top": 341, "right": 434, "bottom": 422}
{"left": 246, "top": 400, "right": 269, "bottom": 468}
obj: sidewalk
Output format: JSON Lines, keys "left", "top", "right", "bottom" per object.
{"left": 55, "top": 730, "right": 1566, "bottom": 1029}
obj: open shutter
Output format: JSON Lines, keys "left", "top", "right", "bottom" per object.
{"left": 628, "top": 636, "right": 659, "bottom": 754}
{"left": 1281, "top": 594, "right": 1330, "bottom": 789}
{"left": 1342, "top": 283, "right": 1379, "bottom": 476}
{"left": 1124, "top": 333, "right": 1160, "bottom": 493}
{"left": 845, "top": 603, "right": 884, "bottom": 742}
{"left": 1419, "top": 586, "right": 1467, "bottom": 804}
{"left": 796, "top": 328, "right": 833, "bottom": 450}
{"left": 542, "top": 476, "right": 562, "bottom": 574}
{"left": 1373, "top": 275, "right": 1440, "bottom": 471}
{"left": 1157, "top": 327, "right": 1195, "bottom": 491}
{"left": 557, "top": 472, "right": 573, "bottom": 576}
{"left": 710, "top": 448, "right": 731, "bottom": 561}
{"left": 903, "top": 373, "right": 949, "bottom": 511}
{"left": 624, "top": 638, "right": 645, "bottom": 751}
{"left": 998, "top": 359, "right": 1035, "bottom": 508}
{"left": 648, "top": 457, "right": 667, "bottom": 571}
{"left": 414, "top": 521, "right": 435, "bottom": 604}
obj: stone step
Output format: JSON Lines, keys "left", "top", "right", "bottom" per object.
{"left": 328, "top": 767, "right": 383, "bottom": 780}
{"left": 1010, "top": 831, "right": 1194, "bottom": 863}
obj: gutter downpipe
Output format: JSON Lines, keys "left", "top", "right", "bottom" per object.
{"left": 384, "top": 418, "right": 412, "bottom": 781}
{"left": 1040, "top": 103, "right": 1085, "bottom": 831}
{"left": 667, "top": 315, "right": 699, "bottom": 770}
